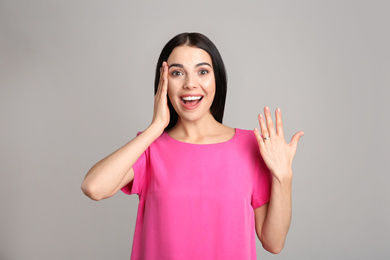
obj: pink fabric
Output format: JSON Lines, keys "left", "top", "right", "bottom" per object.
{"left": 121, "top": 128, "right": 271, "bottom": 260}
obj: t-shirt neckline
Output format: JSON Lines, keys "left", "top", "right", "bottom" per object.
{"left": 164, "top": 128, "right": 238, "bottom": 146}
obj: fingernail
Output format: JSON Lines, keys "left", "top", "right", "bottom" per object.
{"left": 277, "top": 108, "right": 281, "bottom": 113}
{"left": 265, "top": 106, "right": 269, "bottom": 111}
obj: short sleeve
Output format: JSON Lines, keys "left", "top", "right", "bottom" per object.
{"left": 120, "top": 132, "right": 149, "bottom": 196}
{"left": 251, "top": 159, "right": 272, "bottom": 209}
{"left": 250, "top": 138, "right": 272, "bottom": 209}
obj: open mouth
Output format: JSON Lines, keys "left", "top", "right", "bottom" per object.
{"left": 181, "top": 96, "right": 203, "bottom": 105}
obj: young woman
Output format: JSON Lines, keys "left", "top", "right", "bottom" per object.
{"left": 81, "top": 32, "right": 304, "bottom": 260}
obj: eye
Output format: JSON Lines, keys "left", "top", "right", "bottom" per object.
{"left": 171, "top": 71, "right": 183, "bottom": 76}
{"left": 199, "top": 69, "right": 209, "bottom": 75}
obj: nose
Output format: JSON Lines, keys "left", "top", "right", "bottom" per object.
{"left": 183, "top": 74, "right": 197, "bottom": 89}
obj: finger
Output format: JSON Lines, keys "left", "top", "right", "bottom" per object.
{"left": 289, "top": 131, "right": 305, "bottom": 152}
{"left": 254, "top": 128, "right": 265, "bottom": 150}
{"left": 275, "top": 108, "right": 284, "bottom": 137}
{"left": 258, "top": 113, "right": 269, "bottom": 141}
{"left": 156, "top": 62, "right": 165, "bottom": 97}
{"left": 155, "top": 66, "right": 163, "bottom": 97}
{"left": 264, "top": 106, "right": 276, "bottom": 136}
{"left": 161, "top": 62, "right": 168, "bottom": 95}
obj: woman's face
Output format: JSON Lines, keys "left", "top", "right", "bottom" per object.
{"left": 166, "top": 45, "right": 216, "bottom": 123}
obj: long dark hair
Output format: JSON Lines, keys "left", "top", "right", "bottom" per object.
{"left": 154, "top": 32, "right": 228, "bottom": 130}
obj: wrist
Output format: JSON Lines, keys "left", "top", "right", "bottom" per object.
{"left": 271, "top": 169, "right": 293, "bottom": 185}
{"left": 146, "top": 123, "right": 165, "bottom": 138}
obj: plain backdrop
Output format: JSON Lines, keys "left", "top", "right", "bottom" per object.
{"left": 1, "top": 0, "right": 389, "bottom": 259}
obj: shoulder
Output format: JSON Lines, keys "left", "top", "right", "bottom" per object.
{"left": 235, "top": 128, "right": 254, "bottom": 135}
{"left": 233, "top": 128, "right": 260, "bottom": 151}
{"left": 235, "top": 128, "right": 256, "bottom": 141}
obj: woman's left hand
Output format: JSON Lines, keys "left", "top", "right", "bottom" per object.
{"left": 254, "top": 107, "right": 304, "bottom": 183}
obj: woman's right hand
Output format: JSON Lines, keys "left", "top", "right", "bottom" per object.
{"left": 151, "top": 61, "right": 170, "bottom": 132}
{"left": 82, "top": 63, "right": 170, "bottom": 201}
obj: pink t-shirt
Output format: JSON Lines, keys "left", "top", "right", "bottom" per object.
{"left": 121, "top": 128, "right": 272, "bottom": 260}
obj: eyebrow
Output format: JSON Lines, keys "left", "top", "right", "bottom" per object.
{"left": 168, "top": 62, "right": 212, "bottom": 69}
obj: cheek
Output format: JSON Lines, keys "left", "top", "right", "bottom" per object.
{"left": 167, "top": 83, "right": 179, "bottom": 106}
{"left": 167, "top": 89, "right": 174, "bottom": 104}
{"left": 166, "top": 81, "right": 175, "bottom": 98}
{"left": 205, "top": 78, "right": 216, "bottom": 96}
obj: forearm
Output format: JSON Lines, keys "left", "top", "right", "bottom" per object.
{"left": 260, "top": 173, "right": 292, "bottom": 253}
{"left": 81, "top": 123, "right": 163, "bottom": 200}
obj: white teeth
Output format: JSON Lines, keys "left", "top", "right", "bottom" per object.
{"left": 182, "top": 96, "right": 202, "bottom": 101}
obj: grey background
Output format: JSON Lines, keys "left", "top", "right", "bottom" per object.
{"left": 1, "top": 0, "right": 389, "bottom": 259}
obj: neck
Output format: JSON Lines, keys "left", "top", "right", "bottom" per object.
{"left": 170, "top": 113, "right": 221, "bottom": 142}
